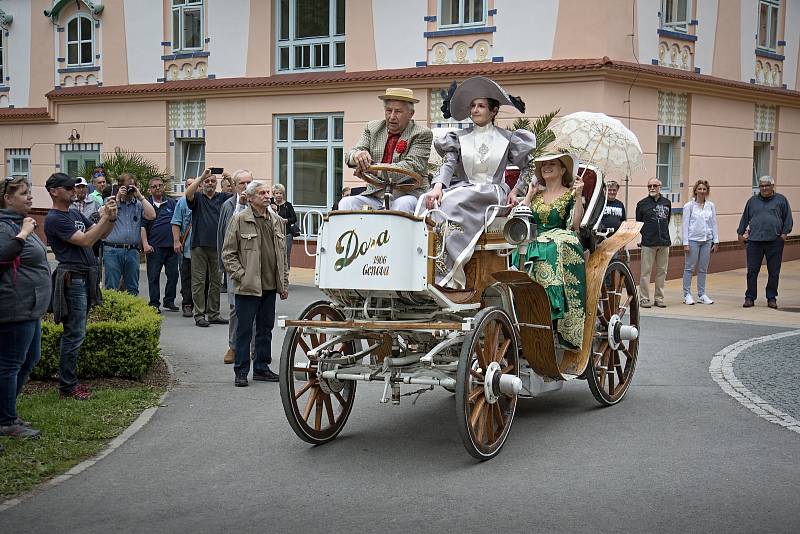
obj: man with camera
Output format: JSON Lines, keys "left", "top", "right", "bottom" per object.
{"left": 102, "top": 173, "right": 156, "bottom": 295}
{"left": 185, "top": 168, "right": 233, "bottom": 327}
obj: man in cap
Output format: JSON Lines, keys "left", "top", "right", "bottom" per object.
{"left": 70, "top": 177, "right": 100, "bottom": 222}
{"left": 44, "top": 173, "right": 118, "bottom": 400}
{"left": 339, "top": 88, "right": 432, "bottom": 213}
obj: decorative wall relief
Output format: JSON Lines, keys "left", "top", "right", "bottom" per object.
{"left": 168, "top": 100, "right": 206, "bottom": 130}
{"left": 658, "top": 39, "right": 693, "bottom": 71}
{"left": 658, "top": 91, "right": 688, "bottom": 127}
{"left": 427, "top": 39, "right": 492, "bottom": 65}
{"left": 755, "top": 60, "right": 782, "bottom": 87}
{"left": 165, "top": 60, "right": 208, "bottom": 81}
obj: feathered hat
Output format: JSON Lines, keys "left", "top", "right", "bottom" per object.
{"left": 440, "top": 76, "right": 526, "bottom": 121}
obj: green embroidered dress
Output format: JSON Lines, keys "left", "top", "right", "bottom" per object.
{"left": 512, "top": 190, "right": 586, "bottom": 350}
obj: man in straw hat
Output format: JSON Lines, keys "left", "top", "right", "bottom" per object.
{"left": 339, "top": 88, "right": 433, "bottom": 213}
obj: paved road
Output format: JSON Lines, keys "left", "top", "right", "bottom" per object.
{"left": 734, "top": 334, "right": 800, "bottom": 421}
{"left": 3, "top": 283, "right": 800, "bottom": 533}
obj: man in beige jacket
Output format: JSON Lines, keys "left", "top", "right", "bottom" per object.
{"left": 222, "top": 181, "right": 289, "bottom": 387}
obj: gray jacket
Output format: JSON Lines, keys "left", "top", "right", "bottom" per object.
{"left": 217, "top": 195, "right": 244, "bottom": 271}
{"left": 737, "top": 192, "right": 793, "bottom": 241}
{"left": 0, "top": 209, "right": 52, "bottom": 322}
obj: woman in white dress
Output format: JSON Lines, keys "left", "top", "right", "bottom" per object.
{"left": 417, "top": 76, "right": 536, "bottom": 289}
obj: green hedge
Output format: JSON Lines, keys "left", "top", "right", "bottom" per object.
{"left": 33, "top": 290, "right": 163, "bottom": 381}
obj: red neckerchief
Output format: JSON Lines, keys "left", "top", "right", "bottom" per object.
{"left": 381, "top": 132, "right": 401, "bottom": 164}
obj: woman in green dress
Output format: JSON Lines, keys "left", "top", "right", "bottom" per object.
{"left": 514, "top": 152, "right": 587, "bottom": 350}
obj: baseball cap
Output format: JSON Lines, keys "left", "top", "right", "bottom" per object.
{"left": 45, "top": 173, "right": 77, "bottom": 190}
{"left": 75, "top": 177, "right": 89, "bottom": 186}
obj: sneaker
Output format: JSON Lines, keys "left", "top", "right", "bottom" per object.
{"left": 684, "top": 294, "right": 695, "bottom": 305}
{"left": 640, "top": 299, "right": 652, "bottom": 308}
{"left": 743, "top": 298, "right": 754, "bottom": 308}
{"left": 163, "top": 303, "right": 180, "bottom": 312}
{"left": 235, "top": 375, "right": 248, "bottom": 387}
{"left": 697, "top": 294, "right": 714, "bottom": 305}
{"left": 150, "top": 305, "right": 161, "bottom": 314}
{"left": 224, "top": 348, "right": 235, "bottom": 365}
{"left": 60, "top": 384, "right": 92, "bottom": 400}
{"left": 195, "top": 317, "right": 210, "bottom": 327}
{"left": 252, "top": 368, "right": 280, "bottom": 382}
{"left": 182, "top": 305, "right": 193, "bottom": 317}
{"left": 14, "top": 417, "right": 32, "bottom": 427}
{"left": 208, "top": 317, "right": 229, "bottom": 325}
{"left": 0, "top": 423, "right": 41, "bottom": 439}
{"left": 654, "top": 301, "right": 667, "bottom": 308}
{"left": 768, "top": 299, "right": 778, "bottom": 309}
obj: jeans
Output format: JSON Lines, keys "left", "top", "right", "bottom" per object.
{"left": 146, "top": 246, "right": 180, "bottom": 307}
{"left": 286, "top": 237, "right": 293, "bottom": 271}
{"left": 683, "top": 240, "right": 712, "bottom": 297}
{"left": 746, "top": 239, "right": 785, "bottom": 301}
{"left": 104, "top": 246, "right": 140, "bottom": 295}
{"left": 234, "top": 291, "right": 277, "bottom": 378}
{"left": 0, "top": 320, "right": 41, "bottom": 425}
{"left": 639, "top": 246, "right": 669, "bottom": 304}
{"left": 191, "top": 247, "right": 221, "bottom": 320}
{"left": 60, "top": 277, "right": 89, "bottom": 393}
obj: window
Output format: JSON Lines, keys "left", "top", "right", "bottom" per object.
{"left": 172, "top": 0, "right": 203, "bottom": 52}
{"left": 67, "top": 15, "right": 94, "bottom": 66}
{"left": 180, "top": 141, "right": 205, "bottom": 186}
{"left": 9, "top": 155, "right": 30, "bottom": 187}
{"left": 277, "top": 0, "right": 345, "bottom": 72}
{"left": 757, "top": 0, "right": 780, "bottom": 51}
{"left": 655, "top": 136, "right": 681, "bottom": 191}
{"left": 753, "top": 142, "right": 770, "bottom": 188}
{"left": 275, "top": 114, "right": 343, "bottom": 232}
{"left": 440, "top": 0, "right": 485, "bottom": 27}
{"left": 661, "top": 0, "right": 690, "bottom": 32}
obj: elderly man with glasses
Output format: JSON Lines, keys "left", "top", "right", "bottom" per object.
{"left": 737, "top": 176, "right": 794, "bottom": 309}
{"left": 636, "top": 178, "right": 672, "bottom": 308}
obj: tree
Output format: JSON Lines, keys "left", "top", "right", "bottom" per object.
{"left": 81, "top": 148, "right": 171, "bottom": 194}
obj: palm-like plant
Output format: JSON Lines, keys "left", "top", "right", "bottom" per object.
{"left": 80, "top": 148, "right": 171, "bottom": 193}
{"left": 508, "top": 109, "right": 560, "bottom": 181}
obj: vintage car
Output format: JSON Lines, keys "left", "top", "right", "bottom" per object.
{"left": 278, "top": 165, "right": 642, "bottom": 460}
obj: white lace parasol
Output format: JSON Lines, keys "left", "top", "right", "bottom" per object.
{"left": 550, "top": 111, "right": 644, "bottom": 178}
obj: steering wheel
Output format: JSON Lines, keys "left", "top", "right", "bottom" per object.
{"left": 359, "top": 165, "right": 423, "bottom": 192}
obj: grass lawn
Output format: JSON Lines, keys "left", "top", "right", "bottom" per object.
{"left": 0, "top": 386, "right": 164, "bottom": 498}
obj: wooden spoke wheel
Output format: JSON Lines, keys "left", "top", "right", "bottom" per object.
{"left": 587, "top": 260, "right": 640, "bottom": 406}
{"left": 455, "top": 307, "right": 519, "bottom": 460}
{"left": 279, "top": 301, "right": 357, "bottom": 445}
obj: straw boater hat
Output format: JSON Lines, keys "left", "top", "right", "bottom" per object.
{"left": 378, "top": 88, "right": 419, "bottom": 103}
{"left": 441, "top": 76, "right": 526, "bottom": 121}
{"left": 534, "top": 152, "right": 577, "bottom": 186}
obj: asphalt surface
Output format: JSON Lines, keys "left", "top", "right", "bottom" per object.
{"left": 3, "top": 282, "right": 800, "bottom": 533}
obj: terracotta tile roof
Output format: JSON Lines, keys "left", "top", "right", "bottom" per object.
{"left": 0, "top": 107, "right": 52, "bottom": 122}
{"left": 45, "top": 58, "right": 612, "bottom": 98}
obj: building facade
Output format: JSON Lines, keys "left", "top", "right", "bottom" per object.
{"left": 0, "top": 0, "right": 798, "bottom": 256}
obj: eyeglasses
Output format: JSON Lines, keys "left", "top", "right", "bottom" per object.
{"left": 647, "top": 184, "right": 660, "bottom": 189}
{"left": 758, "top": 183, "right": 773, "bottom": 187}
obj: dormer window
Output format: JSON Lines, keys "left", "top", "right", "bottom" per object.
{"left": 661, "top": 0, "right": 690, "bottom": 33}
{"left": 66, "top": 14, "right": 94, "bottom": 66}
{"left": 172, "top": 0, "right": 203, "bottom": 52}
{"left": 440, "top": 0, "right": 485, "bottom": 28}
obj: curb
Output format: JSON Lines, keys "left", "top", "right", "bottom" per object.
{"left": 0, "top": 355, "right": 175, "bottom": 512}
{"left": 709, "top": 330, "right": 800, "bottom": 436}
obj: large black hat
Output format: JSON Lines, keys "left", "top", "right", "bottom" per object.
{"left": 441, "top": 76, "right": 526, "bottom": 121}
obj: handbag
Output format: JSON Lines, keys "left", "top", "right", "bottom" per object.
{"left": 289, "top": 223, "right": 301, "bottom": 237}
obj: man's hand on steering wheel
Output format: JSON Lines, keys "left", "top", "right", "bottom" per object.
{"left": 353, "top": 150, "right": 373, "bottom": 172}
{"left": 426, "top": 183, "right": 444, "bottom": 210}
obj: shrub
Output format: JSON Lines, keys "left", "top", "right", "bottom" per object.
{"left": 34, "top": 290, "right": 163, "bottom": 381}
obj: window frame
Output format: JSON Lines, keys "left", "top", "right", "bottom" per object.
{"left": 9, "top": 154, "right": 31, "bottom": 187}
{"left": 660, "top": 0, "right": 691, "bottom": 33}
{"left": 752, "top": 141, "right": 771, "bottom": 189}
{"left": 438, "top": 0, "right": 487, "bottom": 29}
{"left": 757, "top": 0, "right": 780, "bottom": 51}
{"left": 274, "top": 113, "right": 344, "bottom": 232}
{"left": 60, "top": 150, "right": 100, "bottom": 178}
{"left": 0, "top": 29, "right": 5, "bottom": 85}
{"left": 172, "top": 0, "right": 204, "bottom": 53}
{"left": 65, "top": 13, "right": 95, "bottom": 67}
{"left": 655, "top": 135, "right": 681, "bottom": 192}
{"left": 276, "top": 0, "right": 346, "bottom": 73}
{"left": 178, "top": 140, "right": 206, "bottom": 188}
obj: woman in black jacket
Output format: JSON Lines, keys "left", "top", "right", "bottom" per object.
{"left": 0, "top": 177, "right": 51, "bottom": 439}
{"left": 270, "top": 184, "right": 298, "bottom": 270}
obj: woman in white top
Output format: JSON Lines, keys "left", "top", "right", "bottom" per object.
{"left": 681, "top": 179, "right": 719, "bottom": 304}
